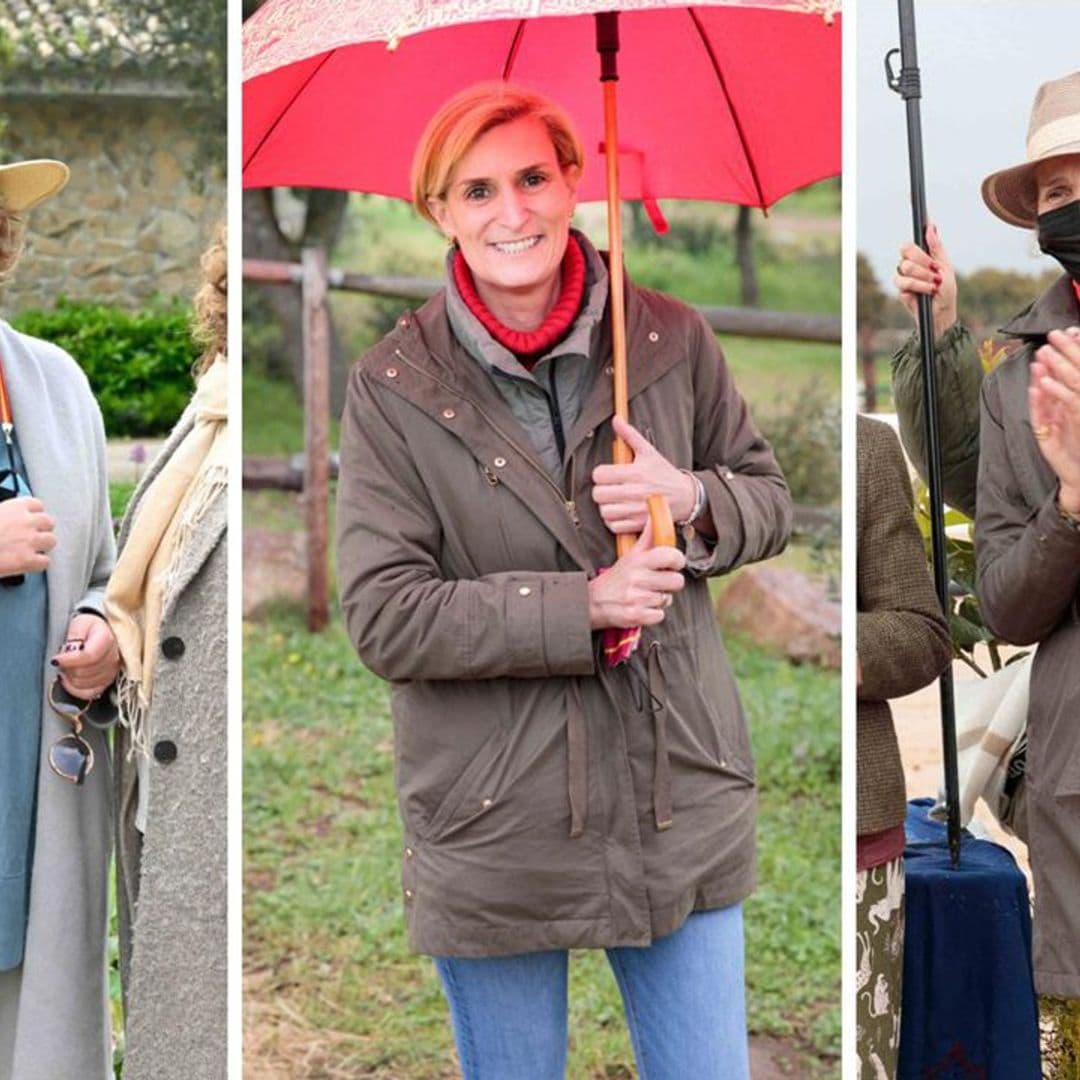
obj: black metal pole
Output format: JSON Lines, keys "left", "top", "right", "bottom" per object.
{"left": 886, "top": 0, "right": 962, "bottom": 868}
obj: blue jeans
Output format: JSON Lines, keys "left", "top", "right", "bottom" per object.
{"left": 433, "top": 905, "right": 749, "bottom": 1080}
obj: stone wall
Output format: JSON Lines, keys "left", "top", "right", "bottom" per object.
{"left": 1, "top": 96, "right": 224, "bottom": 314}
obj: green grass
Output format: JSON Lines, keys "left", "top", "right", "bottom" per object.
{"left": 244, "top": 611, "right": 839, "bottom": 1076}
{"left": 109, "top": 481, "right": 136, "bottom": 522}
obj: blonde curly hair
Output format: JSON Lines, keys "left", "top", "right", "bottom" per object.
{"left": 192, "top": 222, "right": 226, "bottom": 374}
{"left": 0, "top": 206, "right": 27, "bottom": 284}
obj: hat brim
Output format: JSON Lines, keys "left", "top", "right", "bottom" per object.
{"left": 0, "top": 160, "right": 71, "bottom": 213}
{"left": 982, "top": 141, "right": 1080, "bottom": 228}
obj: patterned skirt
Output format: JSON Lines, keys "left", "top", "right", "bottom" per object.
{"left": 856, "top": 856, "right": 905, "bottom": 1080}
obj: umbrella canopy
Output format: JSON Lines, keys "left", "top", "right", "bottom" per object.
{"left": 243, "top": 0, "right": 840, "bottom": 211}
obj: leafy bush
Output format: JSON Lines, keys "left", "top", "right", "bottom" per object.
{"left": 11, "top": 299, "right": 197, "bottom": 437}
{"left": 760, "top": 381, "right": 840, "bottom": 507}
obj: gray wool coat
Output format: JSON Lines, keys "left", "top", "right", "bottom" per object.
{"left": 112, "top": 404, "right": 228, "bottom": 1079}
{"left": 0, "top": 320, "right": 116, "bottom": 1080}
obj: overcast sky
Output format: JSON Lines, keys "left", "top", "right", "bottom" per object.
{"left": 857, "top": 0, "right": 1079, "bottom": 284}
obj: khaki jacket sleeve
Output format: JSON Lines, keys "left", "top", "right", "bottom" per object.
{"left": 891, "top": 321, "right": 982, "bottom": 519}
{"left": 682, "top": 312, "right": 792, "bottom": 578}
{"left": 975, "top": 374, "right": 1080, "bottom": 646}
{"left": 857, "top": 418, "right": 952, "bottom": 702}
{"left": 336, "top": 365, "right": 596, "bottom": 683}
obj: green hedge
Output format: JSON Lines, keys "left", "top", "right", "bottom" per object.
{"left": 11, "top": 300, "right": 198, "bottom": 437}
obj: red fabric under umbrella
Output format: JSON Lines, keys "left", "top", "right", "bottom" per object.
{"left": 244, "top": 1, "right": 839, "bottom": 215}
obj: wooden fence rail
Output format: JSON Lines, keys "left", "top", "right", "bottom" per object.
{"left": 244, "top": 249, "right": 840, "bottom": 630}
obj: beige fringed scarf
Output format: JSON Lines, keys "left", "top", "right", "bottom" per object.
{"left": 106, "top": 354, "right": 228, "bottom": 761}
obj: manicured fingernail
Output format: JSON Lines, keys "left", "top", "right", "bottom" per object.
{"left": 930, "top": 262, "right": 940, "bottom": 272}
{"left": 934, "top": 276, "right": 942, "bottom": 286}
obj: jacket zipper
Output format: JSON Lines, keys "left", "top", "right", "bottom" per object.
{"left": 393, "top": 347, "right": 581, "bottom": 528}
{"left": 547, "top": 364, "right": 567, "bottom": 462}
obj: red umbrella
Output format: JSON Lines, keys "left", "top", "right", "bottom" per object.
{"left": 243, "top": 0, "right": 840, "bottom": 659}
{"left": 244, "top": 1, "right": 839, "bottom": 213}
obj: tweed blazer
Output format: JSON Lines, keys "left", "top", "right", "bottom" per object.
{"left": 112, "top": 404, "right": 228, "bottom": 1079}
{"left": 856, "top": 415, "right": 951, "bottom": 836}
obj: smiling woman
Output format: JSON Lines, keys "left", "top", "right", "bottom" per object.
{"left": 335, "top": 81, "right": 793, "bottom": 1080}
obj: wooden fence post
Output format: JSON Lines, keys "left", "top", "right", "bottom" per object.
{"left": 301, "top": 246, "right": 330, "bottom": 631}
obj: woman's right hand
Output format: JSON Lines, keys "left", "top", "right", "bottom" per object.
{"left": 0, "top": 497, "right": 56, "bottom": 575}
{"left": 894, "top": 221, "right": 958, "bottom": 340}
{"left": 588, "top": 520, "right": 686, "bottom": 630}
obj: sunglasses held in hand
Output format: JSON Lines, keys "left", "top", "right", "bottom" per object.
{"left": 47, "top": 677, "right": 95, "bottom": 785}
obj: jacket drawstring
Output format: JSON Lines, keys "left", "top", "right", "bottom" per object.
{"left": 566, "top": 679, "right": 588, "bottom": 838}
{"left": 569, "top": 642, "right": 674, "bottom": 839}
{"left": 645, "top": 641, "right": 674, "bottom": 831}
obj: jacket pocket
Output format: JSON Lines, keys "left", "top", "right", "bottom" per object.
{"left": 422, "top": 720, "right": 511, "bottom": 843}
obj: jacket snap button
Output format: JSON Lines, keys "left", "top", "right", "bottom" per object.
{"left": 386, "top": 367, "right": 398, "bottom": 378}
{"left": 405, "top": 847, "right": 414, "bottom": 858}
{"left": 161, "top": 636, "right": 185, "bottom": 659}
{"left": 648, "top": 331, "right": 659, "bottom": 342}
{"left": 493, "top": 456, "right": 507, "bottom": 468}
{"left": 481, "top": 798, "right": 493, "bottom": 810}
{"left": 518, "top": 586, "right": 532, "bottom": 597}
{"left": 723, "top": 468, "right": 735, "bottom": 481}
{"left": 153, "top": 739, "right": 178, "bottom": 764}
{"left": 604, "top": 365, "right": 614, "bottom": 375}
{"left": 404, "top": 888, "right": 414, "bottom": 901}
{"left": 442, "top": 408, "right": 456, "bottom": 420}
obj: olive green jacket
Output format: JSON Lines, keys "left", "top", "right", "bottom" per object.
{"left": 337, "top": 272, "right": 791, "bottom": 956}
{"left": 890, "top": 273, "right": 1079, "bottom": 518}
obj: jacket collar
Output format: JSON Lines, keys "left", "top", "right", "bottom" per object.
{"left": 1000, "top": 273, "right": 1080, "bottom": 341}
{"left": 371, "top": 261, "right": 687, "bottom": 572}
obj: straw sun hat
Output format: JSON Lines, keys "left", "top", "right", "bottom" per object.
{"left": 981, "top": 70, "right": 1080, "bottom": 228}
{"left": 0, "top": 159, "right": 70, "bottom": 213}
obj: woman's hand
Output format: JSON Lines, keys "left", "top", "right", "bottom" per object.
{"left": 592, "top": 416, "right": 697, "bottom": 533}
{"left": 53, "top": 612, "right": 120, "bottom": 700}
{"left": 894, "top": 221, "right": 958, "bottom": 340}
{"left": 1031, "top": 327, "right": 1080, "bottom": 515}
{"left": 588, "top": 519, "right": 686, "bottom": 630}
{"left": 0, "top": 496, "right": 56, "bottom": 576}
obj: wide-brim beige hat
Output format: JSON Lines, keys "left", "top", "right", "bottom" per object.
{"left": 0, "top": 159, "right": 71, "bottom": 213}
{"left": 981, "top": 71, "right": 1080, "bottom": 228}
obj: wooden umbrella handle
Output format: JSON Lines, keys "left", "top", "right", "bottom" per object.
{"left": 646, "top": 494, "right": 677, "bottom": 549}
{"left": 599, "top": 31, "right": 675, "bottom": 558}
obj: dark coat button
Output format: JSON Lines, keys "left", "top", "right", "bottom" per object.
{"left": 161, "top": 636, "right": 185, "bottom": 659}
{"left": 153, "top": 739, "right": 178, "bottom": 764}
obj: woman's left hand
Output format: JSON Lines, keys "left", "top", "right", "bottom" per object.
{"left": 1031, "top": 328, "right": 1080, "bottom": 515}
{"left": 591, "top": 416, "right": 697, "bottom": 534}
{"left": 53, "top": 612, "right": 121, "bottom": 700}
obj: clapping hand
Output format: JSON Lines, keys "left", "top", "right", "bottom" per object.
{"left": 1031, "top": 327, "right": 1080, "bottom": 516}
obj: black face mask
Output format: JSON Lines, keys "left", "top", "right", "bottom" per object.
{"left": 1037, "top": 199, "right": 1080, "bottom": 282}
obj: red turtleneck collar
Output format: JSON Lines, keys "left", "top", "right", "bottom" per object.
{"left": 452, "top": 235, "right": 586, "bottom": 366}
